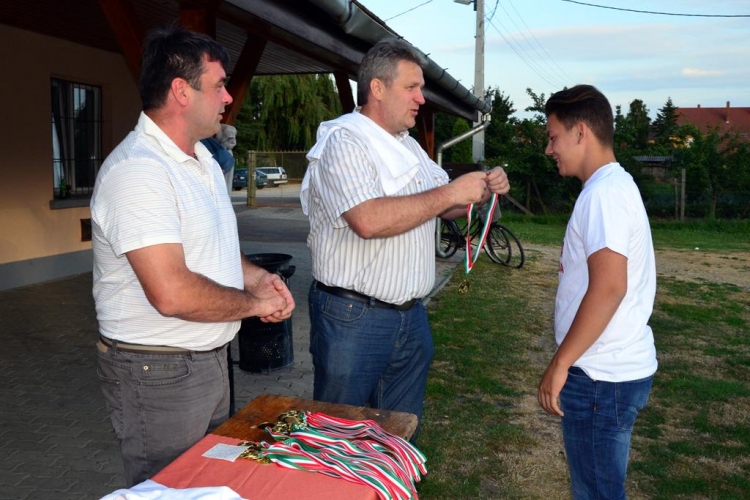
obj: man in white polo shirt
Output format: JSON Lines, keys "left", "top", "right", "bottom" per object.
{"left": 90, "top": 26, "right": 294, "bottom": 487}
{"left": 301, "top": 39, "right": 510, "bottom": 430}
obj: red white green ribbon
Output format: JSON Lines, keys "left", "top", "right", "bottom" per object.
{"left": 465, "top": 193, "right": 499, "bottom": 274}
{"left": 257, "top": 411, "right": 427, "bottom": 500}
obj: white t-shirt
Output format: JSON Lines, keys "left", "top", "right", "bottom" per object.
{"left": 556, "top": 162, "right": 658, "bottom": 382}
{"left": 91, "top": 113, "right": 242, "bottom": 350}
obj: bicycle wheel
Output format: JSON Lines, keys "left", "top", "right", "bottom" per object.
{"left": 435, "top": 218, "right": 460, "bottom": 258}
{"left": 487, "top": 224, "right": 525, "bottom": 269}
{"left": 485, "top": 224, "right": 511, "bottom": 265}
{"left": 501, "top": 225, "right": 525, "bottom": 269}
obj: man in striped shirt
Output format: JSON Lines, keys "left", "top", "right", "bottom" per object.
{"left": 91, "top": 27, "right": 294, "bottom": 486}
{"left": 302, "top": 39, "right": 510, "bottom": 428}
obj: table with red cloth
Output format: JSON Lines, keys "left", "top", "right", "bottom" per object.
{"left": 153, "top": 394, "right": 419, "bottom": 499}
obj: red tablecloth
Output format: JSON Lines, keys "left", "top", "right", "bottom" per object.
{"left": 153, "top": 433, "right": 378, "bottom": 500}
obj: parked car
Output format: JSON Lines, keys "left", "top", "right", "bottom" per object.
{"left": 232, "top": 168, "right": 247, "bottom": 190}
{"left": 256, "top": 166, "right": 288, "bottom": 186}
{"left": 232, "top": 168, "right": 268, "bottom": 190}
{"left": 254, "top": 170, "right": 269, "bottom": 189}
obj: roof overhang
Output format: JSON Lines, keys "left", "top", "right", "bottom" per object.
{"left": 0, "top": 0, "right": 489, "bottom": 121}
{"left": 220, "top": 0, "right": 489, "bottom": 121}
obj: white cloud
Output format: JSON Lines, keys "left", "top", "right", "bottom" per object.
{"left": 682, "top": 68, "right": 725, "bottom": 77}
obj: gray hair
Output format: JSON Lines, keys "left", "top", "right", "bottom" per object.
{"left": 357, "top": 39, "right": 427, "bottom": 106}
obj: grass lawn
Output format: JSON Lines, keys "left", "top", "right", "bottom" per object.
{"left": 417, "top": 217, "right": 750, "bottom": 499}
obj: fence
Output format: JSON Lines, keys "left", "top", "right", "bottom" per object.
{"left": 245, "top": 151, "right": 309, "bottom": 181}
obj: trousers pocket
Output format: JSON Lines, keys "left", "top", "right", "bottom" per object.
{"left": 320, "top": 294, "right": 369, "bottom": 323}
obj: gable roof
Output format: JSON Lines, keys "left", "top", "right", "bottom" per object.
{"left": 676, "top": 102, "right": 750, "bottom": 140}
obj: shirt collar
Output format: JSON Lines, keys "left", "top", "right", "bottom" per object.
{"left": 136, "top": 112, "right": 208, "bottom": 164}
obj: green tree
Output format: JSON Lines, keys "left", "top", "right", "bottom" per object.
{"left": 434, "top": 113, "right": 460, "bottom": 163}
{"left": 451, "top": 118, "right": 473, "bottom": 163}
{"left": 651, "top": 97, "right": 680, "bottom": 149}
{"left": 724, "top": 138, "right": 750, "bottom": 217}
{"left": 672, "top": 127, "right": 746, "bottom": 218}
{"left": 234, "top": 74, "right": 342, "bottom": 161}
{"left": 625, "top": 99, "right": 651, "bottom": 149}
{"left": 611, "top": 100, "right": 654, "bottom": 199}
{"left": 614, "top": 104, "right": 636, "bottom": 148}
{"left": 484, "top": 87, "right": 516, "bottom": 163}
{"left": 613, "top": 104, "right": 644, "bottom": 182}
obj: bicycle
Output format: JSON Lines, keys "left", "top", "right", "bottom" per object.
{"left": 435, "top": 201, "right": 525, "bottom": 269}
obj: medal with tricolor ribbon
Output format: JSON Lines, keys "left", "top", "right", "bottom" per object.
{"left": 464, "top": 193, "right": 499, "bottom": 274}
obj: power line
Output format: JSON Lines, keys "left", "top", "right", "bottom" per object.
{"left": 507, "top": 0, "right": 574, "bottom": 84}
{"left": 384, "top": 0, "right": 435, "bottom": 22}
{"left": 496, "top": 0, "right": 572, "bottom": 87}
{"left": 486, "top": 0, "right": 500, "bottom": 23}
{"left": 487, "top": 18, "right": 565, "bottom": 90}
{"left": 561, "top": 0, "right": 750, "bottom": 18}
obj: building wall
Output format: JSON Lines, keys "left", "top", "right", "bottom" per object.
{"left": 0, "top": 24, "right": 140, "bottom": 290}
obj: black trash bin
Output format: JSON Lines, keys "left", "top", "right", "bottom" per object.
{"left": 237, "top": 253, "right": 295, "bottom": 373}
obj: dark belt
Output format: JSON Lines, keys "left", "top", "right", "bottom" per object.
{"left": 315, "top": 282, "right": 418, "bottom": 311}
{"left": 98, "top": 336, "right": 224, "bottom": 355}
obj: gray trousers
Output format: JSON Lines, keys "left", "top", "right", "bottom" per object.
{"left": 96, "top": 341, "right": 229, "bottom": 487}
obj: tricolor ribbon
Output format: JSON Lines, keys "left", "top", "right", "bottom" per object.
{"left": 464, "top": 193, "right": 499, "bottom": 274}
{"left": 256, "top": 411, "right": 427, "bottom": 500}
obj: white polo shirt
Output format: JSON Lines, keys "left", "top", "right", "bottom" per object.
{"left": 91, "top": 113, "right": 243, "bottom": 350}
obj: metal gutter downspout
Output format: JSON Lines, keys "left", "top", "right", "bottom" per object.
{"left": 433, "top": 114, "right": 491, "bottom": 256}
{"left": 436, "top": 114, "right": 491, "bottom": 168}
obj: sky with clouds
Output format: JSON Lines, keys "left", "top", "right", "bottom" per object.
{"left": 362, "top": 0, "right": 750, "bottom": 119}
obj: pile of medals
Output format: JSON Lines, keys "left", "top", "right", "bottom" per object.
{"left": 239, "top": 410, "right": 426, "bottom": 500}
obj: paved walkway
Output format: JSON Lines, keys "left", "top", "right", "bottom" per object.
{"left": 0, "top": 197, "right": 462, "bottom": 499}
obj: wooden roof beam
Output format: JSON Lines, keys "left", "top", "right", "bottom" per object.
{"left": 179, "top": 2, "right": 217, "bottom": 38}
{"left": 334, "top": 72, "right": 355, "bottom": 114}
{"left": 97, "top": 0, "right": 145, "bottom": 80}
{"left": 223, "top": 33, "right": 267, "bottom": 125}
{"left": 417, "top": 106, "right": 436, "bottom": 160}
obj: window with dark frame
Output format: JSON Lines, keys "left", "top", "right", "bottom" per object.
{"left": 51, "top": 78, "right": 102, "bottom": 199}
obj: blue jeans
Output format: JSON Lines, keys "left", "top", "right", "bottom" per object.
{"left": 560, "top": 366, "right": 653, "bottom": 500}
{"left": 308, "top": 283, "right": 434, "bottom": 422}
{"left": 96, "top": 341, "right": 229, "bottom": 487}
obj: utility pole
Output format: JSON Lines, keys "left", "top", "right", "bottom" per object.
{"left": 455, "top": 0, "right": 486, "bottom": 163}
{"left": 472, "top": 0, "right": 485, "bottom": 164}
{"left": 453, "top": 0, "right": 484, "bottom": 163}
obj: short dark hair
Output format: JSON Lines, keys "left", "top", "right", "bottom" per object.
{"left": 357, "top": 39, "right": 427, "bottom": 106}
{"left": 138, "top": 25, "right": 230, "bottom": 111}
{"left": 544, "top": 85, "right": 614, "bottom": 147}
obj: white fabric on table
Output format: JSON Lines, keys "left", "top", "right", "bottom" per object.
{"left": 99, "top": 479, "right": 245, "bottom": 500}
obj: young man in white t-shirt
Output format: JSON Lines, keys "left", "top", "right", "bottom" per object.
{"left": 538, "top": 84, "right": 657, "bottom": 500}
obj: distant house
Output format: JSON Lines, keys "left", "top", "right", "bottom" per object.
{"left": 676, "top": 102, "right": 750, "bottom": 141}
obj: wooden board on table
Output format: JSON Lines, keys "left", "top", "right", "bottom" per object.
{"left": 213, "top": 394, "right": 418, "bottom": 442}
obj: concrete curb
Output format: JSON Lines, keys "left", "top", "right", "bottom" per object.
{"left": 424, "top": 259, "right": 461, "bottom": 306}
